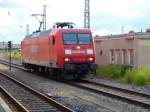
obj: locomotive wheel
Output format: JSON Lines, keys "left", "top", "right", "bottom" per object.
{"left": 48, "top": 68, "right": 61, "bottom": 79}
{"left": 38, "top": 66, "right": 45, "bottom": 73}
{"left": 73, "top": 74, "right": 81, "bottom": 80}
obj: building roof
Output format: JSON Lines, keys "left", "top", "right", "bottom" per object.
{"left": 95, "top": 32, "right": 150, "bottom": 40}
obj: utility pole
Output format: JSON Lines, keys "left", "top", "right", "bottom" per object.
{"left": 122, "top": 26, "right": 124, "bottom": 34}
{"left": 31, "top": 5, "right": 47, "bottom": 32}
{"left": 26, "top": 24, "right": 29, "bottom": 35}
{"left": 84, "top": 0, "right": 90, "bottom": 28}
{"left": 43, "top": 5, "right": 46, "bottom": 31}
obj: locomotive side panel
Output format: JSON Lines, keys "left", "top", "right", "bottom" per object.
{"left": 55, "top": 31, "right": 64, "bottom": 69}
{"left": 37, "top": 36, "right": 50, "bottom": 66}
{"left": 48, "top": 30, "right": 64, "bottom": 68}
{"left": 21, "top": 40, "right": 28, "bottom": 60}
{"left": 22, "top": 38, "right": 38, "bottom": 62}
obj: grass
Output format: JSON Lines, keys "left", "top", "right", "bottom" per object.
{"left": 96, "top": 65, "right": 128, "bottom": 79}
{"left": 124, "top": 68, "right": 150, "bottom": 85}
{"left": 96, "top": 65, "right": 150, "bottom": 86}
{"left": 5, "top": 51, "right": 21, "bottom": 60}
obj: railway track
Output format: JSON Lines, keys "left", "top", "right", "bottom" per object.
{"left": 0, "top": 60, "right": 150, "bottom": 110}
{"left": 0, "top": 90, "right": 21, "bottom": 112}
{"left": 62, "top": 80, "right": 150, "bottom": 110}
{"left": 0, "top": 72, "right": 74, "bottom": 112}
{"left": 0, "top": 60, "right": 25, "bottom": 70}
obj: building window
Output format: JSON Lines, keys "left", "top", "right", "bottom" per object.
{"left": 128, "top": 49, "right": 134, "bottom": 66}
{"left": 122, "top": 50, "right": 128, "bottom": 65}
{"left": 121, "top": 50, "right": 124, "bottom": 64}
{"left": 99, "top": 50, "right": 103, "bottom": 55}
{"left": 110, "top": 50, "right": 115, "bottom": 64}
{"left": 115, "top": 50, "right": 121, "bottom": 64}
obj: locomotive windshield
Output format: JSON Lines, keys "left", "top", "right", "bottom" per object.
{"left": 63, "top": 33, "right": 92, "bottom": 45}
{"left": 63, "top": 34, "right": 78, "bottom": 44}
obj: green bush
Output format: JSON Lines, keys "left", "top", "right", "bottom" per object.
{"left": 146, "top": 28, "right": 150, "bottom": 32}
{"left": 5, "top": 51, "right": 21, "bottom": 60}
{"left": 124, "top": 68, "right": 150, "bottom": 85}
{"left": 96, "top": 65, "right": 150, "bottom": 86}
{"left": 96, "top": 65, "right": 126, "bottom": 79}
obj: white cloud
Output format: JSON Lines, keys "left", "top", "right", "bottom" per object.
{"left": 93, "top": 29, "right": 112, "bottom": 36}
{"left": 91, "top": 0, "right": 146, "bottom": 18}
{"left": 0, "top": 0, "right": 150, "bottom": 43}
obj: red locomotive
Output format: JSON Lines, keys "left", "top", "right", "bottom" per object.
{"left": 21, "top": 22, "right": 97, "bottom": 79}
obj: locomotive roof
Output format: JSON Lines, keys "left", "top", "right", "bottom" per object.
{"left": 25, "top": 30, "right": 51, "bottom": 39}
{"left": 24, "top": 28, "right": 91, "bottom": 40}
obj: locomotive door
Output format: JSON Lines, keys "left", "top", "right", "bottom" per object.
{"left": 50, "top": 35, "right": 56, "bottom": 67}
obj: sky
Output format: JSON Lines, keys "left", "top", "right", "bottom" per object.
{"left": 0, "top": 0, "right": 150, "bottom": 43}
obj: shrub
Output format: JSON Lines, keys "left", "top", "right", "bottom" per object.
{"left": 133, "top": 74, "right": 146, "bottom": 85}
{"left": 124, "top": 67, "right": 150, "bottom": 86}
{"left": 129, "top": 30, "right": 134, "bottom": 34}
{"left": 5, "top": 51, "right": 21, "bottom": 60}
{"left": 146, "top": 28, "right": 150, "bottom": 32}
{"left": 96, "top": 65, "right": 150, "bottom": 86}
{"left": 96, "top": 65, "right": 126, "bottom": 79}
{"left": 124, "top": 69, "right": 135, "bottom": 83}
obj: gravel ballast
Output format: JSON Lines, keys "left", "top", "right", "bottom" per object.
{"left": 0, "top": 64, "right": 150, "bottom": 112}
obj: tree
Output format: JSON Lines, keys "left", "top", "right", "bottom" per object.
{"left": 146, "top": 28, "right": 150, "bottom": 32}
{"left": 129, "top": 30, "right": 134, "bottom": 34}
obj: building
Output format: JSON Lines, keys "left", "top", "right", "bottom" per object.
{"left": 95, "top": 32, "right": 150, "bottom": 68}
{"left": 0, "top": 42, "right": 7, "bottom": 50}
{"left": 0, "top": 42, "right": 20, "bottom": 50}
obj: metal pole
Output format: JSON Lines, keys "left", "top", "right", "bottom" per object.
{"left": 8, "top": 41, "right": 12, "bottom": 71}
{"left": 26, "top": 24, "right": 29, "bottom": 35}
{"left": 9, "top": 48, "right": 11, "bottom": 71}
{"left": 43, "top": 5, "right": 46, "bottom": 31}
{"left": 122, "top": 26, "right": 124, "bottom": 34}
{"left": 84, "top": 0, "right": 90, "bottom": 28}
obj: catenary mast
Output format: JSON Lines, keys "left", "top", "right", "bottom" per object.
{"left": 43, "top": 5, "right": 46, "bottom": 31}
{"left": 84, "top": 0, "right": 90, "bottom": 28}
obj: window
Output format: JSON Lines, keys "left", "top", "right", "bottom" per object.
{"left": 116, "top": 50, "right": 121, "bottom": 64}
{"left": 122, "top": 50, "right": 126, "bottom": 64}
{"left": 99, "top": 50, "right": 103, "bottom": 55}
{"left": 63, "top": 34, "right": 77, "bottom": 44}
{"left": 110, "top": 50, "right": 115, "bottom": 64}
{"left": 78, "top": 34, "right": 92, "bottom": 44}
{"left": 63, "top": 33, "right": 92, "bottom": 45}
{"left": 122, "top": 50, "right": 128, "bottom": 65}
{"left": 129, "top": 49, "right": 134, "bottom": 65}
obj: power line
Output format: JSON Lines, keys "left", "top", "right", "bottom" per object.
{"left": 31, "top": 5, "right": 47, "bottom": 32}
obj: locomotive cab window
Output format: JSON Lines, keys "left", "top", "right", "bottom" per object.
{"left": 78, "top": 34, "right": 92, "bottom": 44}
{"left": 63, "top": 34, "right": 77, "bottom": 44}
{"left": 63, "top": 33, "right": 92, "bottom": 45}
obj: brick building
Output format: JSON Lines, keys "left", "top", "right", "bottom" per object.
{"left": 95, "top": 32, "right": 150, "bottom": 68}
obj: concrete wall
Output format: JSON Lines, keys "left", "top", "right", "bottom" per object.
{"left": 137, "top": 38, "right": 150, "bottom": 67}
{"left": 95, "top": 33, "right": 150, "bottom": 68}
{"left": 95, "top": 37, "right": 135, "bottom": 67}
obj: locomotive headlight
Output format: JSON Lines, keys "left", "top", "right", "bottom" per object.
{"left": 87, "top": 49, "right": 93, "bottom": 54}
{"left": 65, "top": 50, "right": 72, "bottom": 54}
{"left": 88, "top": 58, "right": 93, "bottom": 61}
{"left": 65, "top": 58, "right": 70, "bottom": 62}
{"left": 77, "top": 46, "right": 80, "bottom": 49}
